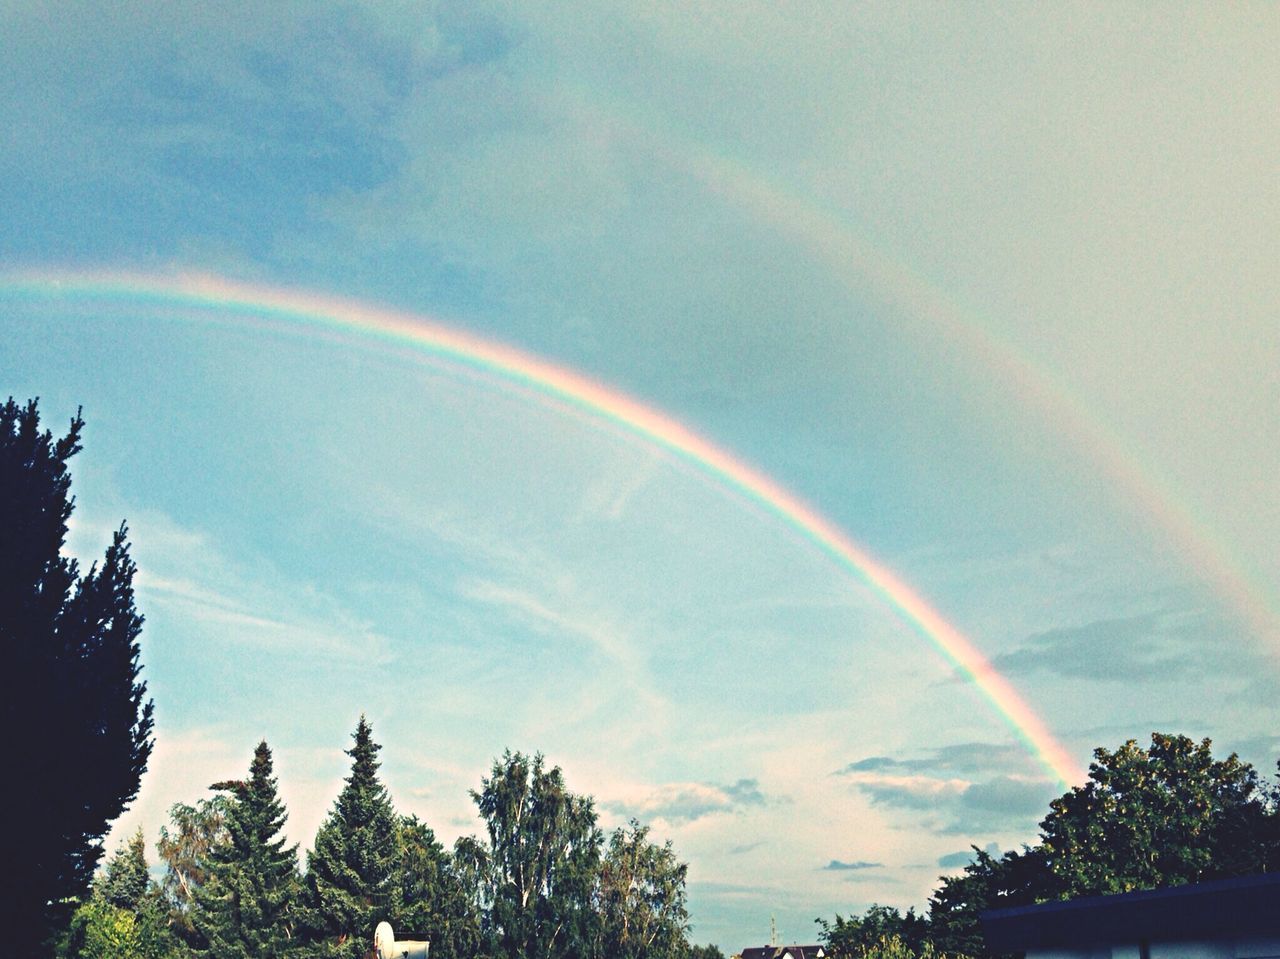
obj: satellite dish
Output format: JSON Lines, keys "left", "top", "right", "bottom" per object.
{"left": 374, "top": 921, "right": 430, "bottom": 959}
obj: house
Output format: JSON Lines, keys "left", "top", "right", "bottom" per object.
{"left": 737, "top": 946, "right": 827, "bottom": 959}
{"left": 981, "top": 872, "right": 1280, "bottom": 959}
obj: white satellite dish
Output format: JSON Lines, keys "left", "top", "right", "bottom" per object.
{"left": 374, "top": 921, "right": 430, "bottom": 959}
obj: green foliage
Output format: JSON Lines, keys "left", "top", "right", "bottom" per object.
{"left": 158, "top": 796, "right": 230, "bottom": 946}
{"left": 684, "top": 945, "right": 726, "bottom": 959}
{"left": 60, "top": 894, "right": 182, "bottom": 959}
{"left": 458, "top": 750, "right": 603, "bottom": 959}
{"left": 597, "top": 820, "right": 690, "bottom": 959}
{"left": 394, "top": 815, "right": 481, "bottom": 959}
{"left": 819, "top": 904, "right": 931, "bottom": 957}
{"left": 850, "top": 935, "right": 970, "bottom": 959}
{"left": 0, "top": 397, "right": 155, "bottom": 955}
{"left": 307, "top": 716, "right": 400, "bottom": 958}
{"left": 927, "top": 847, "right": 1050, "bottom": 958}
{"left": 194, "top": 740, "right": 302, "bottom": 958}
{"left": 100, "top": 829, "right": 152, "bottom": 911}
{"left": 1040, "top": 733, "right": 1272, "bottom": 896}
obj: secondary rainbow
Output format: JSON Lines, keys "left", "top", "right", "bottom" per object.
{"left": 2, "top": 268, "right": 1084, "bottom": 787}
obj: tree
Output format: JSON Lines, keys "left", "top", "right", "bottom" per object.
{"left": 394, "top": 815, "right": 482, "bottom": 959}
{"left": 0, "top": 398, "right": 155, "bottom": 954}
{"left": 927, "top": 847, "right": 1050, "bottom": 958}
{"left": 307, "top": 716, "right": 400, "bottom": 958}
{"left": 684, "top": 946, "right": 726, "bottom": 959}
{"left": 59, "top": 833, "right": 180, "bottom": 959}
{"left": 100, "top": 829, "right": 151, "bottom": 911}
{"left": 194, "top": 741, "right": 302, "bottom": 958}
{"left": 1039, "top": 733, "right": 1272, "bottom": 896}
{"left": 596, "top": 820, "right": 690, "bottom": 959}
{"left": 818, "top": 904, "right": 932, "bottom": 957}
{"left": 157, "top": 796, "right": 230, "bottom": 945}
{"left": 456, "top": 750, "right": 603, "bottom": 959}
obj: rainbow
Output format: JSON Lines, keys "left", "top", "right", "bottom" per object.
{"left": 561, "top": 92, "right": 1278, "bottom": 651}
{"left": 1, "top": 267, "right": 1084, "bottom": 786}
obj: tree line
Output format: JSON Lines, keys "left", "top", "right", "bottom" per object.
{"left": 816, "top": 732, "right": 1280, "bottom": 959}
{"left": 58, "top": 717, "right": 723, "bottom": 959}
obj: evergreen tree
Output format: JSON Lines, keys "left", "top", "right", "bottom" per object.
{"left": 0, "top": 398, "right": 154, "bottom": 954}
{"left": 194, "top": 740, "right": 302, "bottom": 958}
{"left": 100, "top": 829, "right": 151, "bottom": 911}
{"left": 59, "top": 833, "right": 180, "bottom": 959}
{"left": 307, "top": 716, "right": 400, "bottom": 958}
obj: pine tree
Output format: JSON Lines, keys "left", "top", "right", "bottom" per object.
{"left": 100, "top": 829, "right": 151, "bottom": 911}
{"left": 194, "top": 741, "right": 302, "bottom": 959}
{"left": 307, "top": 716, "right": 400, "bottom": 958}
{"left": 0, "top": 398, "right": 154, "bottom": 954}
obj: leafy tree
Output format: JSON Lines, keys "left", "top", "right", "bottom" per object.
{"left": 394, "top": 815, "right": 481, "bottom": 959}
{"left": 1039, "top": 733, "right": 1272, "bottom": 896}
{"left": 843, "top": 935, "right": 969, "bottom": 959}
{"left": 307, "top": 716, "right": 400, "bottom": 958}
{"left": 157, "top": 796, "right": 230, "bottom": 945}
{"left": 684, "top": 946, "right": 726, "bottom": 959}
{"left": 596, "top": 820, "right": 690, "bottom": 959}
{"left": 819, "top": 904, "right": 931, "bottom": 957}
{"left": 59, "top": 836, "right": 180, "bottom": 959}
{"left": 927, "top": 847, "right": 1050, "bottom": 958}
{"left": 456, "top": 750, "right": 603, "bottom": 959}
{"left": 0, "top": 398, "right": 155, "bottom": 954}
{"left": 194, "top": 740, "right": 302, "bottom": 958}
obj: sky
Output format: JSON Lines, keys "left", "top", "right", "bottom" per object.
{"left": 2, "top": 1, "right": 1278, "bottom": 949}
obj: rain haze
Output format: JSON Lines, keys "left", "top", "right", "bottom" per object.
{"left": 3, "top": 2, "right": 1277, "bottom": 948}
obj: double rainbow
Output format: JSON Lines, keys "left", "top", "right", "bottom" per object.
{"left": 2, "top": 268, "right": 1084, "bottom": 786}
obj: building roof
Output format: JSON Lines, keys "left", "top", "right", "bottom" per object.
{"left": 982, "top": 872, "right": 1280, "bottom": 951}
{"left": 739, "top": 946, "right": 826, "bottom": 959}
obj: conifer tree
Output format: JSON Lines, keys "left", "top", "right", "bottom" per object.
{"left": 194, "top": 741, "right": 301, "bottom": 958}
{"left": 307, "top": 716, "right": 400, "bottom": 958}
{"left": 0, "top": 398, "right": 154, "bottom": 954}
{"left": 100, "top": 829, "right": 151, "bottom": 911}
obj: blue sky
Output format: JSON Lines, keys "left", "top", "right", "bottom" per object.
{"left": 3, "top": 2, "right": 1278, "bottom": 948}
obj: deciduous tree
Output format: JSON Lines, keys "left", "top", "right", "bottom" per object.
{"left": 457, "top": 750, "right": 602, "bottom": 959}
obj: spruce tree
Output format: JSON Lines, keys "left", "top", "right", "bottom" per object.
{"left": 0, "top": 398, "right": 154, "bottom": 954}
{"left": 100, "top": 829, "right": 151, "bottom": 911}
{"left": 307, "top": 716, "right": 400, "bottom": 958}
{"left": 194, "top": 741, "right": 302, "bottom": 958}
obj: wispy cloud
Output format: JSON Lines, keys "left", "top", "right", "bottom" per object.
{"left": 824, "top": 859, "right": 883, "bottom": 871}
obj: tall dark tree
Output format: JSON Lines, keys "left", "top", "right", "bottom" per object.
{"left": 307, "top": 716, "right": 400, "bottom": 958}
{"left": 0, "top": 398, "right": 154, "bottom": 955}
{"left": 194, "top": 741, "right": 302, "bottom": 958}
{"left": 455, "top": 750, "right": 602, "bottom": 959}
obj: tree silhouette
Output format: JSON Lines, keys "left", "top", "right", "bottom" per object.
{"left": 0, "top": 397, "right": 154, "bottom": 955}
